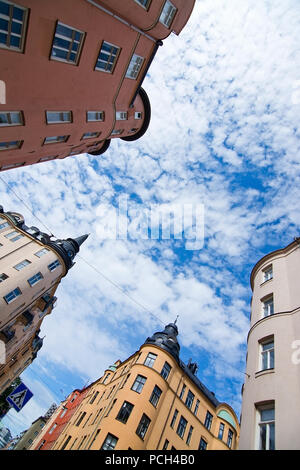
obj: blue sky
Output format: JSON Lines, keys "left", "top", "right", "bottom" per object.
{"left": 1, "top": 0, "right": 300, "bottom": 437}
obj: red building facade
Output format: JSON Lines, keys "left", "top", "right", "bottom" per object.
{"left": 0, "top": 0, "right": 195, "bottom": 170}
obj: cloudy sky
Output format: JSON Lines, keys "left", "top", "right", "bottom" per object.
{"left": 2, "top": 0, "right": 300, "bottom": 436}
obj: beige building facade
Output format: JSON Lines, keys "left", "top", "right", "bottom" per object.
{"left": 0, "top": 205, "right": 88, "bottom": 392}
{"left": 239, "top": 238, "right": 300, "bottom": 450}
{"left": 44, "top": 323, "right": 239, "bottom": 450}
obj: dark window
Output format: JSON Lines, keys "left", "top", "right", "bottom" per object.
{"left": 116, "top": 401, "right": 134, "bottom": 424}
{"left": 204, "top": 411, "right": 213, "bottom": 431}
{"left": 179, "top": 384, "right": 186, "bottom": 399}
{"left": 144, "top": 352, "right": 157, "bottom": 367}
{"left": 149, "top": 385, "right": 162, "bottom": 408}
{"left": 162, "top": 439, "right": 169, "bottom": 450}
{"left": 136, "top": 413, "right": 151, "bottom": 440}
{"left": 170, "top": 409, "right": 178, "bottom": 428}
{"left": 218, "top": 422, "right": 225, "bottom": 440}
{"left": 160, "top": 361, "right": 171, "bottom": 380}
{"left": 185, "top": 390, "right": 195, "bottom": 409}
{"left": 199, "top": 437, "right": 207, "bottom": 450}
{"left": 61, "top": 435, "right": 72, "bottom": 450}
{"left": 227, "top": 429, "right": 233, "bottom": 448}
{"left": 95, "top": 41, "right": 120, "bottom": 73}
{"left": 176, "top": 415, "right": 187, "bottom": 439}
{"left": 75, "top": 411, "right": 86, "bottom": 426}
{"left": 101, "top": 433, "right": 118, "bottom": 450}
{"left": 194, "top": 399, "right": 200, "bottom": 416}
{"left": 51, "top": 22, "right": 85, "bottom": 65}
{"left": 131, "top": 374, "right": 146, "bottom": 393}
{"left": 186, "top": 425, "right": 193, "bottom": 445}
{"left": 89, "top": 391, "right": 99, "bottom": 404}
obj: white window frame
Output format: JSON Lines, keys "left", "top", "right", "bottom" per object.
{"left": 0, "top": 1, "right": 29, "bottom": 52}
{"left": 46, "top": 111, "right": 72, "bottom": 124}
{"left": 262, "top": 295, "right": 274, "bottom": 317}
{"left": 48, "top": 259, "right": 61, "bottom": 272}
{"left": 43, "top": 135, "right": 69, "bottom": 145}
{"left": 134, "top": 0, "right": 151, "bottom": 10}
{"left": 0, "top": 111, "right": 23, "bottom": 126}
{"left": 5, "top": 230, "right": 23, "bottom": 241}
{"left": 50, "top": 21, "right": 85, "bottom": 65}
{"left": 116, "top": 111, "right": 127, "bottom": 121}
{"left": 3, "top": 286, "right": 21, "bottom": 304}
{"left": 1, "top": 161, "right": 24, "bottom": 169}
{"left": 86, "top": 111, "right": 104, "bottom": 122}
{"left": 126, "top": 54, "right": 144, "bottom": 80}
{"left": 260, "top": 338, "right": 274, "bottom": 371}
{"left": 95, "top": 41, "right": 120, "bottom": 73}
{"left": 0, "top": 140, "right": 22, "bottom": 151}
{"left": 262, "top": 265, "right": 273, "bottom": 283}
{"left": 27, "top": 272, "right": 43, "bottom": 287}
{"left": 81, "top": 132, "right": 101, "bottom": 140}
{"left": 134, "top": 111, "right": 142, "bottom": 119}
{"left": 256, "top": 404, "right": 275, "bottom": 450}
{"left": 34, "top": 248, "right": 49, "bottom": 258}
{"left": 14, "top": 259, "right": 31, "bottom": 271}
{"left": 159, "top": 1, "right": 177, "bottom": 28}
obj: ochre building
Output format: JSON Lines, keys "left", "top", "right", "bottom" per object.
{"left": 0, "top": 205, "right": 88, "bottom": 392}
{"left": 31, "top": 323, "right": 239, "bottom": 450}
{"left": 0, "top": 0, "right": 195, "bottom": 170}
{"left": 239, "top": 238, "right": 300, "bottom": 450}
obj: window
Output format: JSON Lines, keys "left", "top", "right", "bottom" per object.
{"left": 170, "top": 409, "right": 178, "bottom": 428}
{"left": 161, "top": 361, "right": 171, "bottom": 380}
{"left": 163, "top": 439, "right": 169, "bottom": 450}
{"left": 4, "top": 287, "right": 21, "bottom": 304}
{"left": 179, "top": 384, "right": 186, "bottom": 399}
{"left": 48, "top": 260, "right": 61, "bottom": 272}
{"left": 49, "top": 423, "right": 57, "bottom": 434}
{"left": 0, "top": 220, "right": 9, "bottom": 230}
{"left": 102, "top": 373, "right": 111, "bottom": 384}
{"left": 185, "top": 390, "right": 195, "bottom": 409}
{"left": 39, "top": 155, "right": 58, "bottom": 162}
{"left": 194, "top": 399, "right": 200, "bottom": 416}
{"left": 101, "top": 433, "right": 118, "bottom": 450}
{"left": 135, "top": 111, "right": 142, "bottom": 119}
{"left": 95, "top": 41, "right": 120, "bottom": 73}
{"left": 126, "top": 54, "right": 144, "bottom": 79}
{"left": 186, "top": 425, "right": 193, "bottom": 445}
{"left": 131, "top": 374, "right": 146, "bottom": 393}
{"left": 0, "top": 273, "right": 8, "bottom": 282}
{"left": 51, "top": 22, "right": 85, "bottom": 65}
{"left": 227, "top": 429, "right": 233, "bottom": 448}
{"left": 262, "top": 295, "right": 274, "bottom": 317}
{"left": 263, "top": 265, "right": 273, "bottom": 282}
{"left": 260, "top": 338, "right": 274, "bottom": 370}
{"left": 257, "top": 404, "right": 275, "bottom": 450}
{"left": 110, "top": 129, "right": 123, "bottom": 136}
{"left": 204, "top": 411, "right": 213, "bottom": 431}
{"left": 159, "top": 1, "right": 177, "bottom": 28}
{"left": 134, "top": 0, "right": 151, "bottom": 9}
{"left": 43, "top": 135, "right": 69, "bottom": 144}
{"left": 14, "top": 259, "right": 30, "bottom": 271}
{"left": 75, "top": 411, "right": 86, "bottom": 426}
{"left": 199, "top": 437, "right": 207, "bottom": 450}
{"left": 176, "top": 415, "right": 187, "bottom": 439}
{"left": 87, "top": 111, "right": 104, "bottom": 122}
{"left": 60, "top": 407, "right": 67, "bottom": 418}
{"left": 89, "top": 391, "right": 99, "bottom": 404}
{"left": 34, "top": 248, "right": 49, "bottom": 257}
{"left": 136, "top": 413, "right": 151, "bottom": 440}
{"left": 116, "top": 111, "right": 127, "bottom": 121}
{"left": 0, "top": 111, "right": 23, "bottom": 126}
{"left": 218, "top": 422, "right": 225, "bottom": 440}
{"left": 0, "top": 140, "right": 22, "bottom": 150}
{"left": 46, "top": 111, "right": 72, "bottom": 124}
{"left": 116, "top": 401, "right": 134, "bottom": 424}
{"left": 27, "top": 272, "right": 43, "bottom": 287}
{"left": 1, "top": 162, "right": 24, "bottom": 169}
{"left": 149, "top": 385, "right": 162, "bottom": 408}
{"left": 82, "top": 132, "right": 100, "bottom": 139}
{"left": 144, "top": 352, "right": 157, "bottom": 368}
{"left": 5, "top": 230, "right": 23, "bottom": 242}
{"left": 0, "top": 1, "right": 28, "bottom": 52}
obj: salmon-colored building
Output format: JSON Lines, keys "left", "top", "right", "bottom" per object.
{"left": 239, "top": 238, "right": 300, "bottom": 450}
{"left": 29, "top": 323, "right": 239, "bottom": 450}
{"left": 0, "top": 0, "right": 195, "bottom": 171}
{"left": 0, "top": 205, "right": 88, "bottom": 392}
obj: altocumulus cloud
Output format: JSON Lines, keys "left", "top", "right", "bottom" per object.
{"left": 1, "top": 0, "right": 300, "bottom": 435}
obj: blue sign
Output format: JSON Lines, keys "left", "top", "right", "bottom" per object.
{"left": 6, "top": 382, "right": 33, "bottom": 412}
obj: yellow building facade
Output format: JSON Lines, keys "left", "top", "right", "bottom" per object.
{"left": 51, "top": 323, "right": 239, "bottom": 450}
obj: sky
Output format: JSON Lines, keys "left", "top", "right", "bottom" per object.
{"left": 1, "top": 0, "right": 300, "bottom": 437}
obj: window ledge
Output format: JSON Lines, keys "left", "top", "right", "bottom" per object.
{"left": 255, "top": 368, "right": 275, "bottom": 378}
{"left": 260, "top": 278, "right": 273, "bottom": 287}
